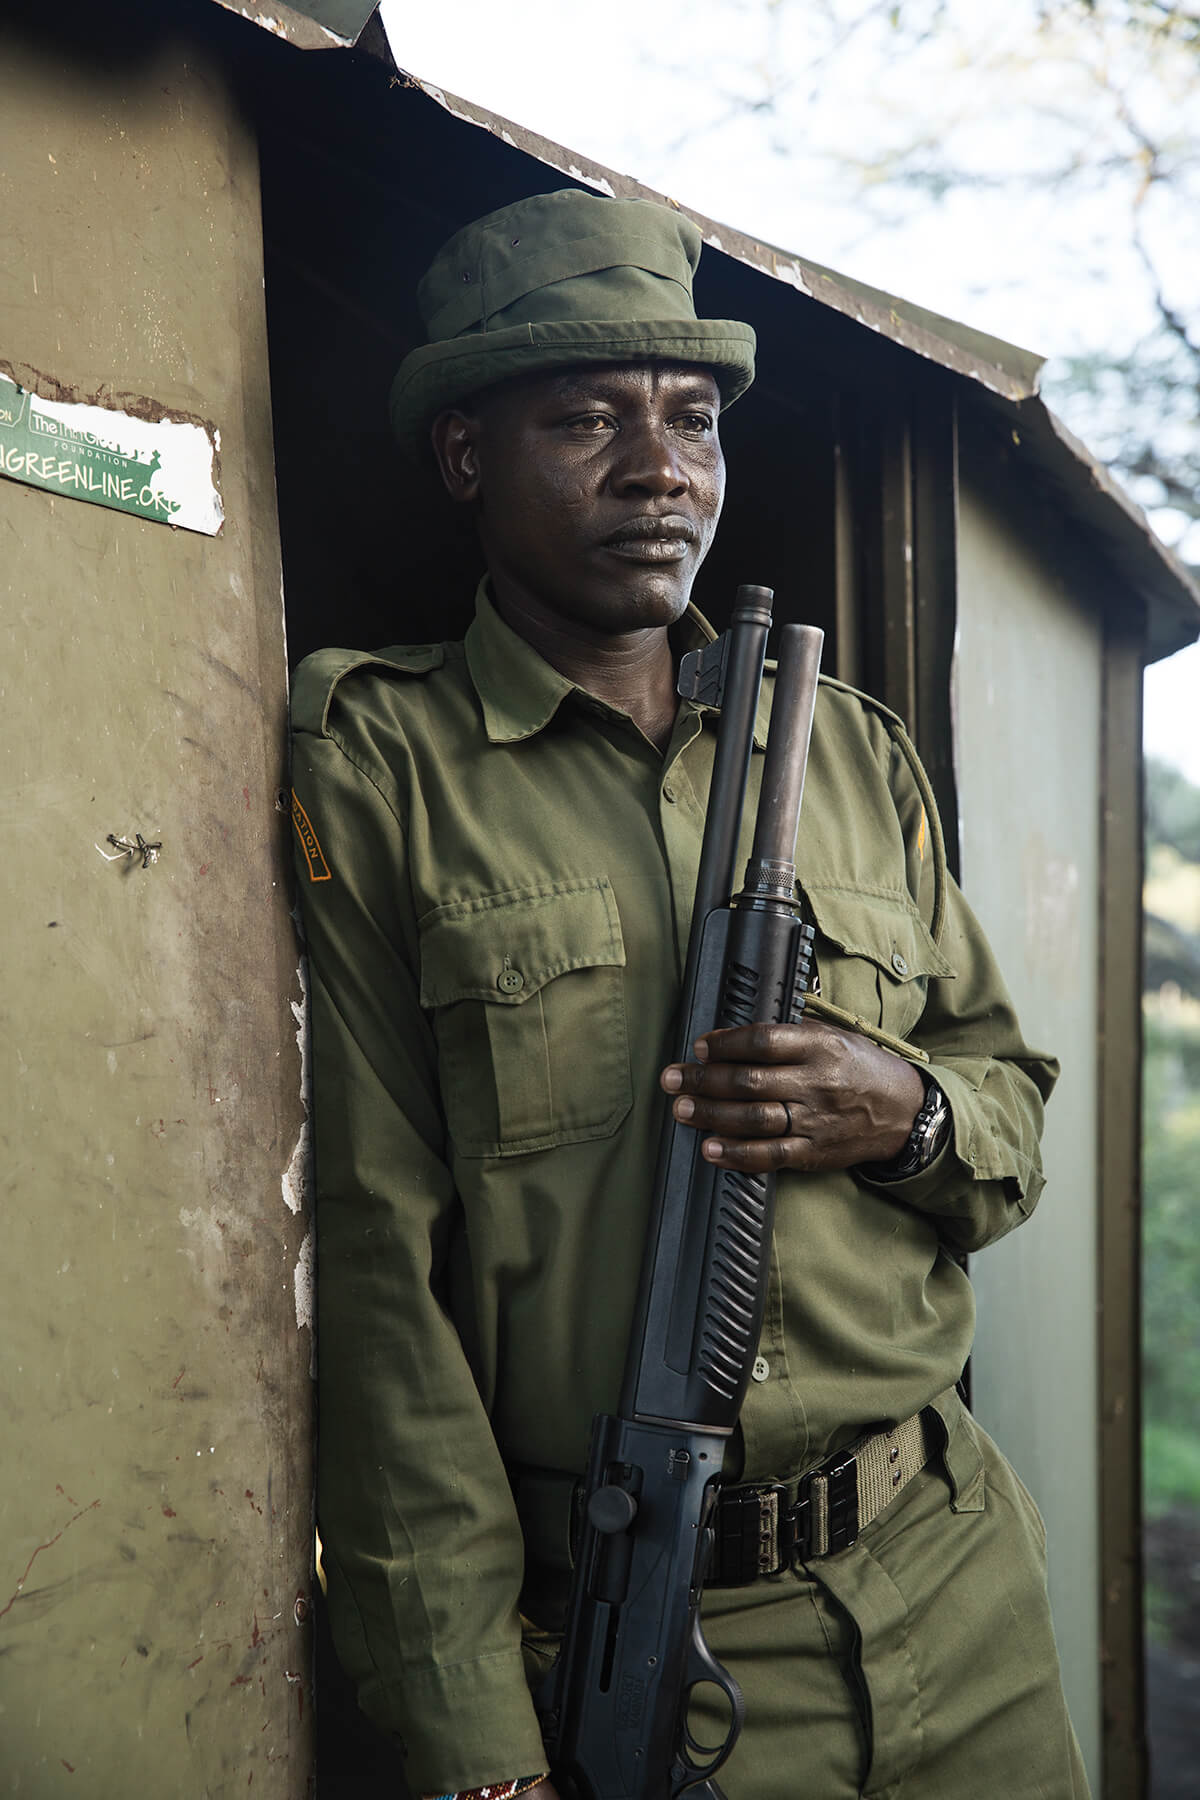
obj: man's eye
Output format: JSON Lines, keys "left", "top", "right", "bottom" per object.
{"left": 675, "top": 412, "right": 715, "bottom": 434}
{"left": 566, "top": 412, "right": 616, "bottom": 432}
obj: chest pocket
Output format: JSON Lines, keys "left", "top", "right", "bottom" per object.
{"left": 803, "top": 884, "right": 955, "bottom": 1043}
{"left": 419, "top": 878, "right": 632, "bottom": 1159}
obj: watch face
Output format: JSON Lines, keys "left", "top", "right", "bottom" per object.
{"left": 893, "top": 1083, "right": 948, "bottom": 1174}
{"left": 859, "top": 1080, "right": 950, "bottom": 1182}
{"left": 927, "top": 1116, "right": 951, "bottom": 1162}
{"left": 918, "top": 1089, "right": 951, "bottom": 1166}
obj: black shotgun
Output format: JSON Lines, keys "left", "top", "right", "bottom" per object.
{"left": 536, "top": 588, "right": 825, "bottom": 1799}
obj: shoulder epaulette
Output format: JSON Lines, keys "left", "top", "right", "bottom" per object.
{"left": 816, "top": 671, "right": 908, "bottom": 734}
{"left": 291, "top": 643, "right": 446, "bottom": 737}
{"left": 815, "top": 674, "right": 948, "bottom": 945}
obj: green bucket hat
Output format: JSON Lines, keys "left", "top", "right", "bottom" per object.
{"left": 390, "top": 188, "right": 756, "bottom": 454}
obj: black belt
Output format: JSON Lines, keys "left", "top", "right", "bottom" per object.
{"left": 705, "top": 1410, "right": 932, "bottom": 1586}
{"left": 509, "top": 1409, "right": 936, "bottom": 1601}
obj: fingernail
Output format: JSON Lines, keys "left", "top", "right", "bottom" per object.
{"left": 693, "top": 1038, "right": 709, "bottom": 1062}
{"left": 662, "top": 1067, "right": 682, "bottom": 1092}
{"left": 674, "top": 1098, "right": 695, "bottom": 1121}
{"left": 703, "top": 1139, "right": 723, "bottom": 1159}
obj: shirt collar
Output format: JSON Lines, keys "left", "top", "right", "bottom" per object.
{"left": 464, "top": 577, "right": 769, "bottom": 749}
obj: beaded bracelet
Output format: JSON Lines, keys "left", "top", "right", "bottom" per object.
{"left": 423, "top": 1775, "right": 547, "bottom": 1800}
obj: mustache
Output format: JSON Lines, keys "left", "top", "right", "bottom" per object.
{"left": 603, "top": 514, "right": 699, "bottom": 548}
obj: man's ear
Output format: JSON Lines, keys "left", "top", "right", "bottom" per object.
{"left": 431, "top": 409, "right": 481, "bottom": 505}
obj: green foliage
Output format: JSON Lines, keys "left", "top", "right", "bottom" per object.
{"left": 1142, "top": 1079, "right": 1200, "bottom": 1439}
{"left": 1057, "top": 337, "right": 1200, "bottom": 528}
{"left": 1145, "top": 1006, "right": 1200, "bottom": 1084}
{"left": 1144, "top": 910, "right": 1200, "bottom": 997}
{"left": 1143, "top": 759, "right": 1200, "bottom": 1517}
{"left": 1144, "top": 1574, "right": 1175, "bottom": 1646}
{"left": 1144, "top": 1422, "right": 1200, "bottom": 1511}
{"left": 1146, "top": 756, "right": 1200, "bottom": 860}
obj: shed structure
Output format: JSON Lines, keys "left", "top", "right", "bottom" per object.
{"left": 1, "top": 2, "right": 1197, "bottom": 1795}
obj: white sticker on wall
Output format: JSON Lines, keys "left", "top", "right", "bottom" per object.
{"left": 0, "top": 367, "right": 223, "bottom": 535}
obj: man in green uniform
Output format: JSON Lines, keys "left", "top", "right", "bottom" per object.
{"left": 291, "top": 188, "right": 1088, "bottom": 1799}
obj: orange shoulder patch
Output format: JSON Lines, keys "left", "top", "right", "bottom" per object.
{"left": 291, "top": 790, "right": 331, "bottom": 882}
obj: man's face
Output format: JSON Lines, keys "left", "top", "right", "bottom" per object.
{"left": 435, "top": 361, "right": 726, "bottom": 638}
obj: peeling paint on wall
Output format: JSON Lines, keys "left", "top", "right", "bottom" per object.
{"left": 285, "top": 959, "right": 315, "bottom": 1348}
{"left": 764, "top": 256, "right": 812, "bottom": 299}
{"left": 294, "top": 1228, "right": 314, "bottom": 1334}
{"left": 209, "top": 0, "right": 351, "bottom": 48}
{"left": 282, "top": 959, "right": 311, "bottom": 1220}
{"left": 565, "top": 164, "right": 615, "bottom": 198}
{"left": 409, "top": 79, "right": 622, "bottom": 198}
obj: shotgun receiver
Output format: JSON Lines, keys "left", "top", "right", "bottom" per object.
{"left": 536, "top": 589, "right": 825, "bottom": 1799}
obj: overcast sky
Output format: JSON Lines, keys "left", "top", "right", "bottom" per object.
{"left": 379, "top": 0, "right": 1200, "bottom": 782}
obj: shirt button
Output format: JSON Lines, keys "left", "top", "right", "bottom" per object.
{"left": 497, "top": 967, "right": 524, "bottom": 994}
{"left": 663, "top": 782, "right": 677, "bottom": 804}
{"left": 751, "top": 1356, "right": 770, "bottom": 1382}
{"left": 891, "top": 950, "right": 909, "bottom": 976}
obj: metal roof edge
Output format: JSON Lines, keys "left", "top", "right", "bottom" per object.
{"left": 394, "top": 70, "right": 1046, "bottom": 406}
{"left": 243, "top": 38, "right": 1192, "bottom": 659}
{"left": 990, "top": 392, "right": 1200, "bottom": 663}
{"left": 395, "top": 70, "right": 1198, "bottom": 661}
{"left": 207, "top": 0, "right": 377, "bottom": 50}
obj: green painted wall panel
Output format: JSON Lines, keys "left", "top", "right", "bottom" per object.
{"left": 0, "top": 23, "right": 313, "bottom": 1796}
{"left": 955, "top": 446, "right": 1103, "bottom": 1793}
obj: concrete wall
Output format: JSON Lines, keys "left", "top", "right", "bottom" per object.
{"left": 0, "top": 19, "right": 313, "bottom": 1795}
{"left": 955, "top": 439, "right": 1103, "bottom": 1790}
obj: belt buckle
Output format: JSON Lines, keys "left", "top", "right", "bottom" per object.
{"left": 786, "top": 1451, "right": 860, "bottom": 1563}
{"left": 714, "top": 1482, "right": 788, "bottom": 1584}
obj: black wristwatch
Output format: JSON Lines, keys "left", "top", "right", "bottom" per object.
{"left": 862, "top": 1076, "right": 952, "bottom": 1182}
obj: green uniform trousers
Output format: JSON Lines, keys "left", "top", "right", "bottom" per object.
{"left": 686, "top": 1411, "right": 1088, "bottom": 1798}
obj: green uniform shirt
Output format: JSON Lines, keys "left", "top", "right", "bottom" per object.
{"left": 290, "top": 585, "right": 1058, "bottom": 1793}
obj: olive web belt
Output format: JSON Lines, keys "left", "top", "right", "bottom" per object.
{"left": 706, "top": 1410, "right": 931, "bottom": 1584}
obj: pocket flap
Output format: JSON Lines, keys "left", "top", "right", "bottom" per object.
{"left": 804, "top": 884, "right": 955, "bottom": 981}
{"left": 419, "top": 879, "right": 626, "bottom": 1009}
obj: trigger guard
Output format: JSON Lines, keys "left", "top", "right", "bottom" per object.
{"left": 681, "top": 1716, "right": 731, "bottom": 1764}
{"left": 674, "top": 1612, "right": 745, "bottom": 1778}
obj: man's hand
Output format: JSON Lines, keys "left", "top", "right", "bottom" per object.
{"left": 661, "top": 1019, "right": 926, "bottom": 1173}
